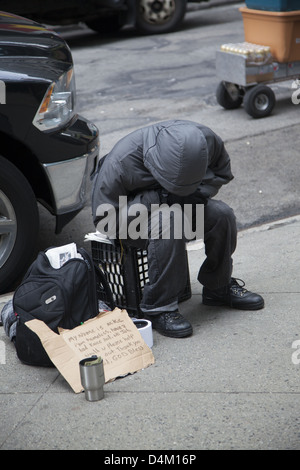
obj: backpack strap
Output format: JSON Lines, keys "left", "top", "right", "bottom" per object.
{"left": 93, "top": 262, "right": 116, "bottom": 310}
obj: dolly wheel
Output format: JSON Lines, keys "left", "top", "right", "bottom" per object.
{"left": 243, "top": 85, "right": 276, "bottom": 118}
{"left": 216, "top": 81, "right": 243, "bottom": 110}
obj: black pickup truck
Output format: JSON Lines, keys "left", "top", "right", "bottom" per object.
{"left": 0, "top": 11, "right": 99, "bottom": 293}
{"left": 0, "top": 0, "right": 209, "bottom": 35}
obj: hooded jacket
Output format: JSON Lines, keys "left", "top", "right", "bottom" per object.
{"left": 92, "top": 120, "right": 233, "bottom": 236}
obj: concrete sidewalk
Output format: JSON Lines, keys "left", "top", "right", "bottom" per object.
{"left": 1, "top": 215, "right": 300, "bottom": 450}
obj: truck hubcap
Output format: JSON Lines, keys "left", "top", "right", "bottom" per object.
{"left": 139, "top": 0, "right": 176, "bottom": 25}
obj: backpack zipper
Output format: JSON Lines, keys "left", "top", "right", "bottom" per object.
{"left": 78, "top": 248, "right": 99, "bottom": 317}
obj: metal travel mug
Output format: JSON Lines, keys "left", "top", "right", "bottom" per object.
{"left": 79, "top": 356, "right": 105, "bottom": 401}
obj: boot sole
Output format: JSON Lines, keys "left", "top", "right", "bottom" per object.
{"left": 154, "top": 326, "right": 193, "bottom": 338}
{"left": 202, "top": 297, "right": 265, "bottom": 310}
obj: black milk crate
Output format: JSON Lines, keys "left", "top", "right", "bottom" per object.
{"left": 91, "top": 240, "right": 191, "bottom": 317}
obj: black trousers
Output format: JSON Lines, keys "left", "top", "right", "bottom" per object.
{"left": 124, "top": 198, "right": 237, "bottom": 313}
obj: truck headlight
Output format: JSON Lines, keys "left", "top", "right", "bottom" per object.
{"left": 33, "top": 68, "right": 76, "bottom": 131}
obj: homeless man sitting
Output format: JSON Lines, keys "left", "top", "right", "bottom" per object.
{"left": 92, "top": 120, "right": 264, "bottom": 338}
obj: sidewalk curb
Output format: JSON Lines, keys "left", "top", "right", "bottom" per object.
{"left": 237, "top": 214, "right": 300, "bottom": 238}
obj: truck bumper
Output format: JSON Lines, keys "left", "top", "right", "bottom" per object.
{"left": 41, "top": 117, "right": 99, "bottom": 232}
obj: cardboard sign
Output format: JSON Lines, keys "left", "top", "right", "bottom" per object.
{"left": 26, "top": 308, "right": 155, "bottom": 393}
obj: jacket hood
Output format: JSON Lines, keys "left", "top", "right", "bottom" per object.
{"left": 143, "top": 121, "right": 208, "bottom": 196}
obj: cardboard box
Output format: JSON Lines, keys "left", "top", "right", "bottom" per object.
{"left": 26, "top": 308, "right": 155, "bottom": 393}
{"left": 240, "top": 7, "right": 300, "bottom": 62}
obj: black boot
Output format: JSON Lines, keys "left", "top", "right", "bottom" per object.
{"left": 145, "top": 310, "right": 193, "bottom": 338}
{"left": 202, "top": 278, "right": 264, "bottom": 310}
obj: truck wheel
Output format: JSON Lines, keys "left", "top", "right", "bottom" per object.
{"left": 136, "top": 0, "right": 187, "bottom": 34}
{"left": 243, "top": 85, "right": 276, "bottom": 118}
{"left": 0, "top": 156, "right": 39, "bottom": 294}
{"left": 216, "top": 81, "right": 244, "bottom": 109}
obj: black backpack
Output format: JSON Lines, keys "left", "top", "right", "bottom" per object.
{"left": 13, "top": 246, "right": 115, "bottom": 367}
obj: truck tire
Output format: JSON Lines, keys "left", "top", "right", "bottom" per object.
{"left": 0, "top": 156, "right": 39, "bottom": 294}
{"left": 136, "top": 0, "right": 187, "bottom": 34}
